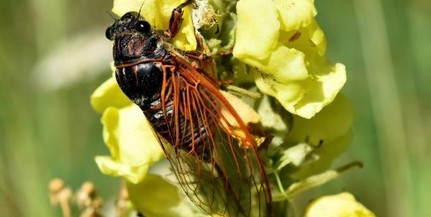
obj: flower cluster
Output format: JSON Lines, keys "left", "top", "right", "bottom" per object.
{"left": 91, "top": 0, "right": 374, "bottom": 216}
{"left": 233, "top": 0, "right": 346, "bottom": 119}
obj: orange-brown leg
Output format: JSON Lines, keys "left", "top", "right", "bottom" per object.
{"left": 165, "top": 0, "right": 195, "bottom": 38}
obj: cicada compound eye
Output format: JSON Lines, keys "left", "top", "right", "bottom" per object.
{"left": 105, "top": 27, "right": 113, "bottom": 40}
{"left": 135, "top": 20, "right": 151, "bottom": 33}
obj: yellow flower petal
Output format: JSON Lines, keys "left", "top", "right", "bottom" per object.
{"left": 288, "top": 94, "right": 352, "bottom": 144}
{"left": 274, "top": 0, "right": 316, "bottom": 31}
{"left": 127, "top": 174, "right": 206, "bottom": 216}
{"left": 233, "top": 0, "right": 280, "bottom": 61}
{"left": 221, "top": 91, "right": 260, "bottom": 125}
{"left": 112, "top": 0, "right": 196, "bottom": 51}
{"left": 304, "top": 192, "right": 376, "bottom": 217}
{"left": 90, "top": 77, "right": 132, "bottom": 114}
{"left": 95, "top": 104, "right": 164, "bottom": 184}
{"left": 219, "top": 91, "right": 264, "bottom": 147}
{"left": 293, "top": 62, "right": 346, "bottom": 118}
{"left": 252, "top": 43, "right": 310, "bottom": 110}
{"left": 288, "top": 94, "right": 353, "bottom": 178}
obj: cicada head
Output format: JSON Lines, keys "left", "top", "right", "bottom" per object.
{"left": 105, "top": 12, "right": 166, "bottom": 66}
{"left": 105, "top": 12, "right": 151, "bottom": 40}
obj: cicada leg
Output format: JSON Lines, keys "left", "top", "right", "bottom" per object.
{"left": 165, "top": 0, "right": 195, "bottom": 38}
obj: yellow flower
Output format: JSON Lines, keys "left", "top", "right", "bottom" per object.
{"left": 304, "top": 192, "right": 376, "bottom": 217}
{"left": 233, "top": 0, "right": 346, "bottom": 119}
{"left": 288, "top": 94, "right": 353, "bottom": 179}
{"left": 127, "top": 174, "right": 206, "bottom": 216}
{"left": 91, "top": 77, "right": 164, "bottom": 184}
{"left": 111, "top": 0, "right": 197, "bottom": 51}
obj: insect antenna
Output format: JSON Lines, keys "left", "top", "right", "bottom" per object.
{"left": 138, "top": 0, "right": 146, "bottom": 17}
{"left": 105, "top": 11, "right": 117, "bottom": 21}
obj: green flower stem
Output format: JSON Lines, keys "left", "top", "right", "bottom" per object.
{"left": 224, "top": 85, "right": 261, "bottom": 99}
{"left": 273, "top": 169, "right": 290, "bottom": 201}
{"left": 287, "top": 161, "right": 363, "bottom": 197}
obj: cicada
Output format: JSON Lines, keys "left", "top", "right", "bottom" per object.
{"left": 105, "top": 0, "right": 272, "bottom": 216}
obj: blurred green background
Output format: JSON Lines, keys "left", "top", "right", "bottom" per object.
{"left": 0, "top": 0, "right": 430, "bottom": 216}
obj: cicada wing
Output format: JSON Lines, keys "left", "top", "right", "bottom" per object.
{"left": 158, "top": 60, "right": 272, "bottom": 217}
{"left": 161, "top": 124, "right": 270, "bottom": 217}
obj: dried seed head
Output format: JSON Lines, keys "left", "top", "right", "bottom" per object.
{"left": 49, "top": 178, "right": 65, "bottom": 194}
{"left": 80, "top": 208, "right": 103, "bottom": 217}
{"left": 119, "top": 187, "right": 129, "bottom": 200}
{"left": 49, "top": 178, "right": 72, "bottom": 206}
{"left": 59, "top": 188, "right": 73, "bottom": 202}
{"left": 192, "top": 0, "right": 220, "bottom": 30}
{"left": 76, "top": 181, "right": 97, "bottom": 208}
{"left": 80, "top": 181, "right": 96, "bottom": 198}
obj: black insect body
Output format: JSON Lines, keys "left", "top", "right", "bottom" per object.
{"left": 105, "top": 1, "right": 272, "bottom": 216}
{"left": 105, "top": 11, "right": 166, "bottom": 109}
